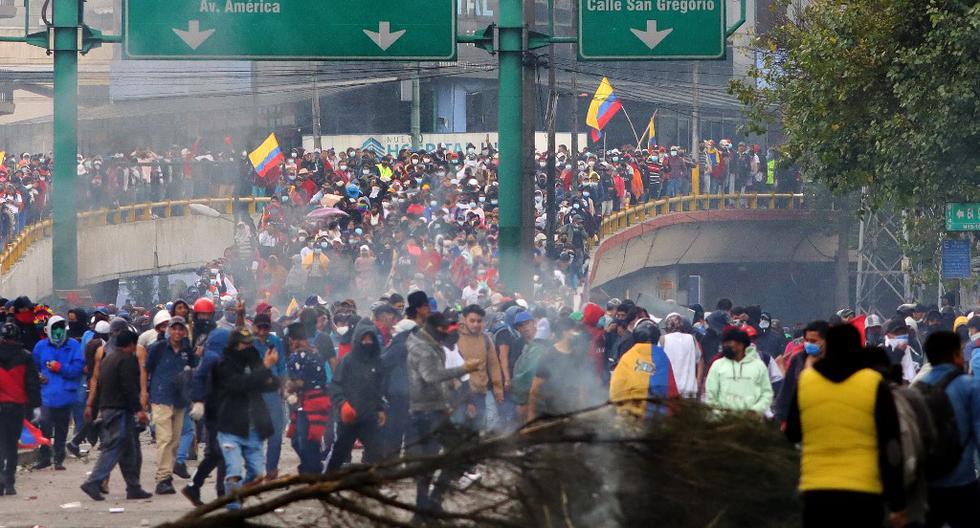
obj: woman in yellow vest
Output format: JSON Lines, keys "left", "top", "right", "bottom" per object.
{"left": 785, "top": 324, "right": 907, "bottom": 527}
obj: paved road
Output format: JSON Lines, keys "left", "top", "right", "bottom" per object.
{"left": 0, "top": 435, "right": 307, "bottom": 528}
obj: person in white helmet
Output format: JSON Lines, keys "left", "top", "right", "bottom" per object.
{"left": 139, "top": 309, "right": 172, "bottom": 350}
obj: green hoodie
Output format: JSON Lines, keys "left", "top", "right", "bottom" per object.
{"left": 704, "top": 346, "right": 773, "bottom": 415}
{"left": 510, "top": 338, "right": 552, "bottom": 405}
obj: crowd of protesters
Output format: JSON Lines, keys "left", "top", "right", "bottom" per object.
{"left": 1, "top": 285, "right": 979, "bottom": 527}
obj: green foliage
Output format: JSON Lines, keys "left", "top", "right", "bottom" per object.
{"left": 731, "top": 0, "right": 980, "bottom": 211}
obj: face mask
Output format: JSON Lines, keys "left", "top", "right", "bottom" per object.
{"left": 722, "top": 346, "right": 737, "bottom": 360}
{"left": 50, "top": 324, "right": 67, "bottom": 347}
{"left": 538, "top": 161, "right": 546, "bottom": 168}
{"left": 583, "top": 191, "right": 590, "bottom": 198}
{"left": 335, "top": 325, "right": 349, "bottom": 336}
{"left": 759, "top": 320, "right": 770, "bottom": 330}
{"left": 15, "top": 311, "right": 34, "bottom": 324}
{"left": 970, "top": 332, "right": 980, "bottom": 343}
{"left": 885, "top": 335, "right": 909, "bottom": 349}
{"left": 803, "top": 342, "right": 820, "bottom": 356}
{"left": 411, "top": 159, "right": 419, "bottom": 165}
{"left": 320, "top": 242, "right": 329, "bottom": 249}
{"left": 478, "top": 196, "right": 486, "bottom": 203}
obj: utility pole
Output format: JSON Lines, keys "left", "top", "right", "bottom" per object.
{"left": 411, "top": 65, "right": 421, "bottom": 149}
{"left": 51, "top": 0, "right": 81, "bottom": 290}
{"left": 690, "top": 61, "right": 701, "bottom": 189}
{"left": 498, "top": 0, "right": 530, "bottom": 293}
{"left": 545, "top": 0, "right": 558, "bottom": 257}
{"left": 570, "top": 0, "right": 579, "bottom": 157}
{"left": 570, "top": 70, "right": 578, "bottom": 156}
{"left": 312, "top": 67, "right": 322, "bottom": 150}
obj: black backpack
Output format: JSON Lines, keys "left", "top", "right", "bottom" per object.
{"left": 914, "top": 370, "right": 964, "bottom": 479}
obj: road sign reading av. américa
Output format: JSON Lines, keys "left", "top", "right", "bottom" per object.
{"left": 124, "top": 0, "right": 456, "bottom": 60}
{"left": 578, "top": 0, "right": 725, "bottom": 60}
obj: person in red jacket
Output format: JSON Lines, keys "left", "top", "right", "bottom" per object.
{"left": 0, "top": 318, "right": 42, "bottom": 495}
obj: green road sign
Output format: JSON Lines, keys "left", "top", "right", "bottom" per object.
{"left": 123, "top": 0, "right": 456, "bottom": 60}
{"left": 578, "top": 0, "right": 725, "bottom": 60}
{"left": 946, "top": 203, "right": 980, "bottom": 231}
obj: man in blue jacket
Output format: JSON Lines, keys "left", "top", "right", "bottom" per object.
{"left": 32, "top": 315, "right": 84, "bottom": 470}
{"left": 917, "top": 331, "right": 980, "bottom": 527}
{"left": 145, "top": 316, "right": 195, "bottom": 495}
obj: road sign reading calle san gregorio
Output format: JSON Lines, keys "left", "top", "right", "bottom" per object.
{"left": 123, "top": 0, "right": 457, "bottom": 60}
{"left": 578, "top": 0, "right": 725, "bottom": 60}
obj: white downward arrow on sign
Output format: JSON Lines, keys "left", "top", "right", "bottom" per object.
{"left": 630, "top": 20, "right": 672, "bottom": 49}
{"left": 363, "top": 21, "right": 406, "bottom": 51}
{"left": 173, "top": 20, "right": 215, "bottom": 50}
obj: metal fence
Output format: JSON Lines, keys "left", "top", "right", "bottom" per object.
{"left": 599, "top": 193, "right": 806, "bottom": 239}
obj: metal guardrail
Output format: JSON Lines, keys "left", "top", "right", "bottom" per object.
{"left": 0, "top": 196, "right": 271, "bottom": 274}
{"left": 599, "top": 193, "right": 806, "bottom": 239}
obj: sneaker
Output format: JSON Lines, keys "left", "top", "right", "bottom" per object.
{"left": 80, "top": 482, "right": 105, "bottom": 501}
{"left": 126, "top": 488, "right": 153, "bottom": 500}
{"left": 3, "top": 485, "right": 15, "bottom": 496}
{"left": 181, "top": 485, "right": 203, "bottom": 507}
{"left": 66, "top": 442, "right": 82, "bottom": 458}
{"left": 31, "top": 460, "right": 51, "bottom": 471}
{"left": 155, "top": 479, "right": 176, "bottom": 495}
{"left": 173, "top": 462, "right": 191, "bottom": 479}
{"left": 54, "top": 463, "right": 66, "bottom": 471}
{"left": 99, "top": 480, "right": 110, "bottom": 495}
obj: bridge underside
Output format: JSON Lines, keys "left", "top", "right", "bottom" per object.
{"left": 589, "top": 210, "right": 840, "bottom": 323}
{"left": 0, "top": 214, "right": 238, "bottom": 300}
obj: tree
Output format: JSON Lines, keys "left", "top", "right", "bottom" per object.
{"left": 731, "top": 0, "right": 980, "bottom": 211}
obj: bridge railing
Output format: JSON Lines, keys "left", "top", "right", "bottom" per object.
{"left": 599, "top": 193, "right": 806, "bottom": 239}
{"left": 0, "top": 196, "right": 271, "bottom": 274}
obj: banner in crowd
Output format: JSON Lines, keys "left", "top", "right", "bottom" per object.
{"left": 302, "top": 132, "right": 587, "bottom": 156}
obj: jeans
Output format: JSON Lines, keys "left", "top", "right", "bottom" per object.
{"left": 175, "top": 410, "right": 194, "bottom": 465}
{"left": 325, "top": 418, "right": 382, "bottom": 473}
{"left": 191, "top": 419, "right": 225, "bottom": 496}
{"left": 262, "top": 392, "right": 285, "bottom": 475}
{"left": 383, "top": 395, "right": 411, "bottom": 459}
{"left": 71, "top": 383, "right": 87, "bottom": 439}
{"left": 291, "top": 412, "right": 324, "bottom": 475}
{"left": 38, "top": 405, "right": 72, "bottom": 465}
{"left": 218, "top": 429, "right": 266, "bottom": 510}
{"left": 0, "top": 404, "right": 24, "bottom": 488}
{"left": 412, "top": 411, "right": 467, "bottom": 513}
{"left": 83, "top": 409, "right": 143, "bottom": 493}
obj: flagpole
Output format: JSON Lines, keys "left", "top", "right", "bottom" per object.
{"left": 635, "top": 119, "right": 651, "bottom": 151}
{"left": 619, "top": 105, "right": 641, "bottom": 145}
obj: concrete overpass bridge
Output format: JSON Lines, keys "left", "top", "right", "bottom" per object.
{"left": 589, "top": 193, "right": 843, "bottom": 323}
{"left": 0, "top": 197, "right": 268, "bottom": 300}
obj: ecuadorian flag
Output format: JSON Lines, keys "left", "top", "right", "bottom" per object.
{"left": 249, "top": 133, "right": 285, "bottom": 178}
{"left": 586, "top": 77, "right": 622, "bottom": 139}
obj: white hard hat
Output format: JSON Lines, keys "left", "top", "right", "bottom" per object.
{"left": 153, "top": 310, "right": 172, "bottom": 328}
{"left": 94, "top": 321, "right": 111, "bottom": 334}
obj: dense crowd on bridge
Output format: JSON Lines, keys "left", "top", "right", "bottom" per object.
{"left": 0, "top": 138, "right": 802, "bottom": 257}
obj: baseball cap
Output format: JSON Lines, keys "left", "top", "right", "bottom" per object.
{"left": 513, "top": 311, "right": 534, "bottom": 326}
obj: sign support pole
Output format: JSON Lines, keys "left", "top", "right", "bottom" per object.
{"left": 52, "top": 0, "right": 80, "bottom": 290}
{"left": 497, "top": 0, "right": 529, "bottom": 293}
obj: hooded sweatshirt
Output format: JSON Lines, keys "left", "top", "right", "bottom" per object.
{"left": 33, "top": 316, "right": 85, "bottom": 408}
{"left": 703, "top": 345, "right": 773, "bottom": 415}
{"left": 330, "top": 323, "right": 386, "bottom": 421}
{"left": 457, "top": 325, "right": 504, "bottom": 400}
{"left": 381, "top": 319, "right": 418, "bottom": 402}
